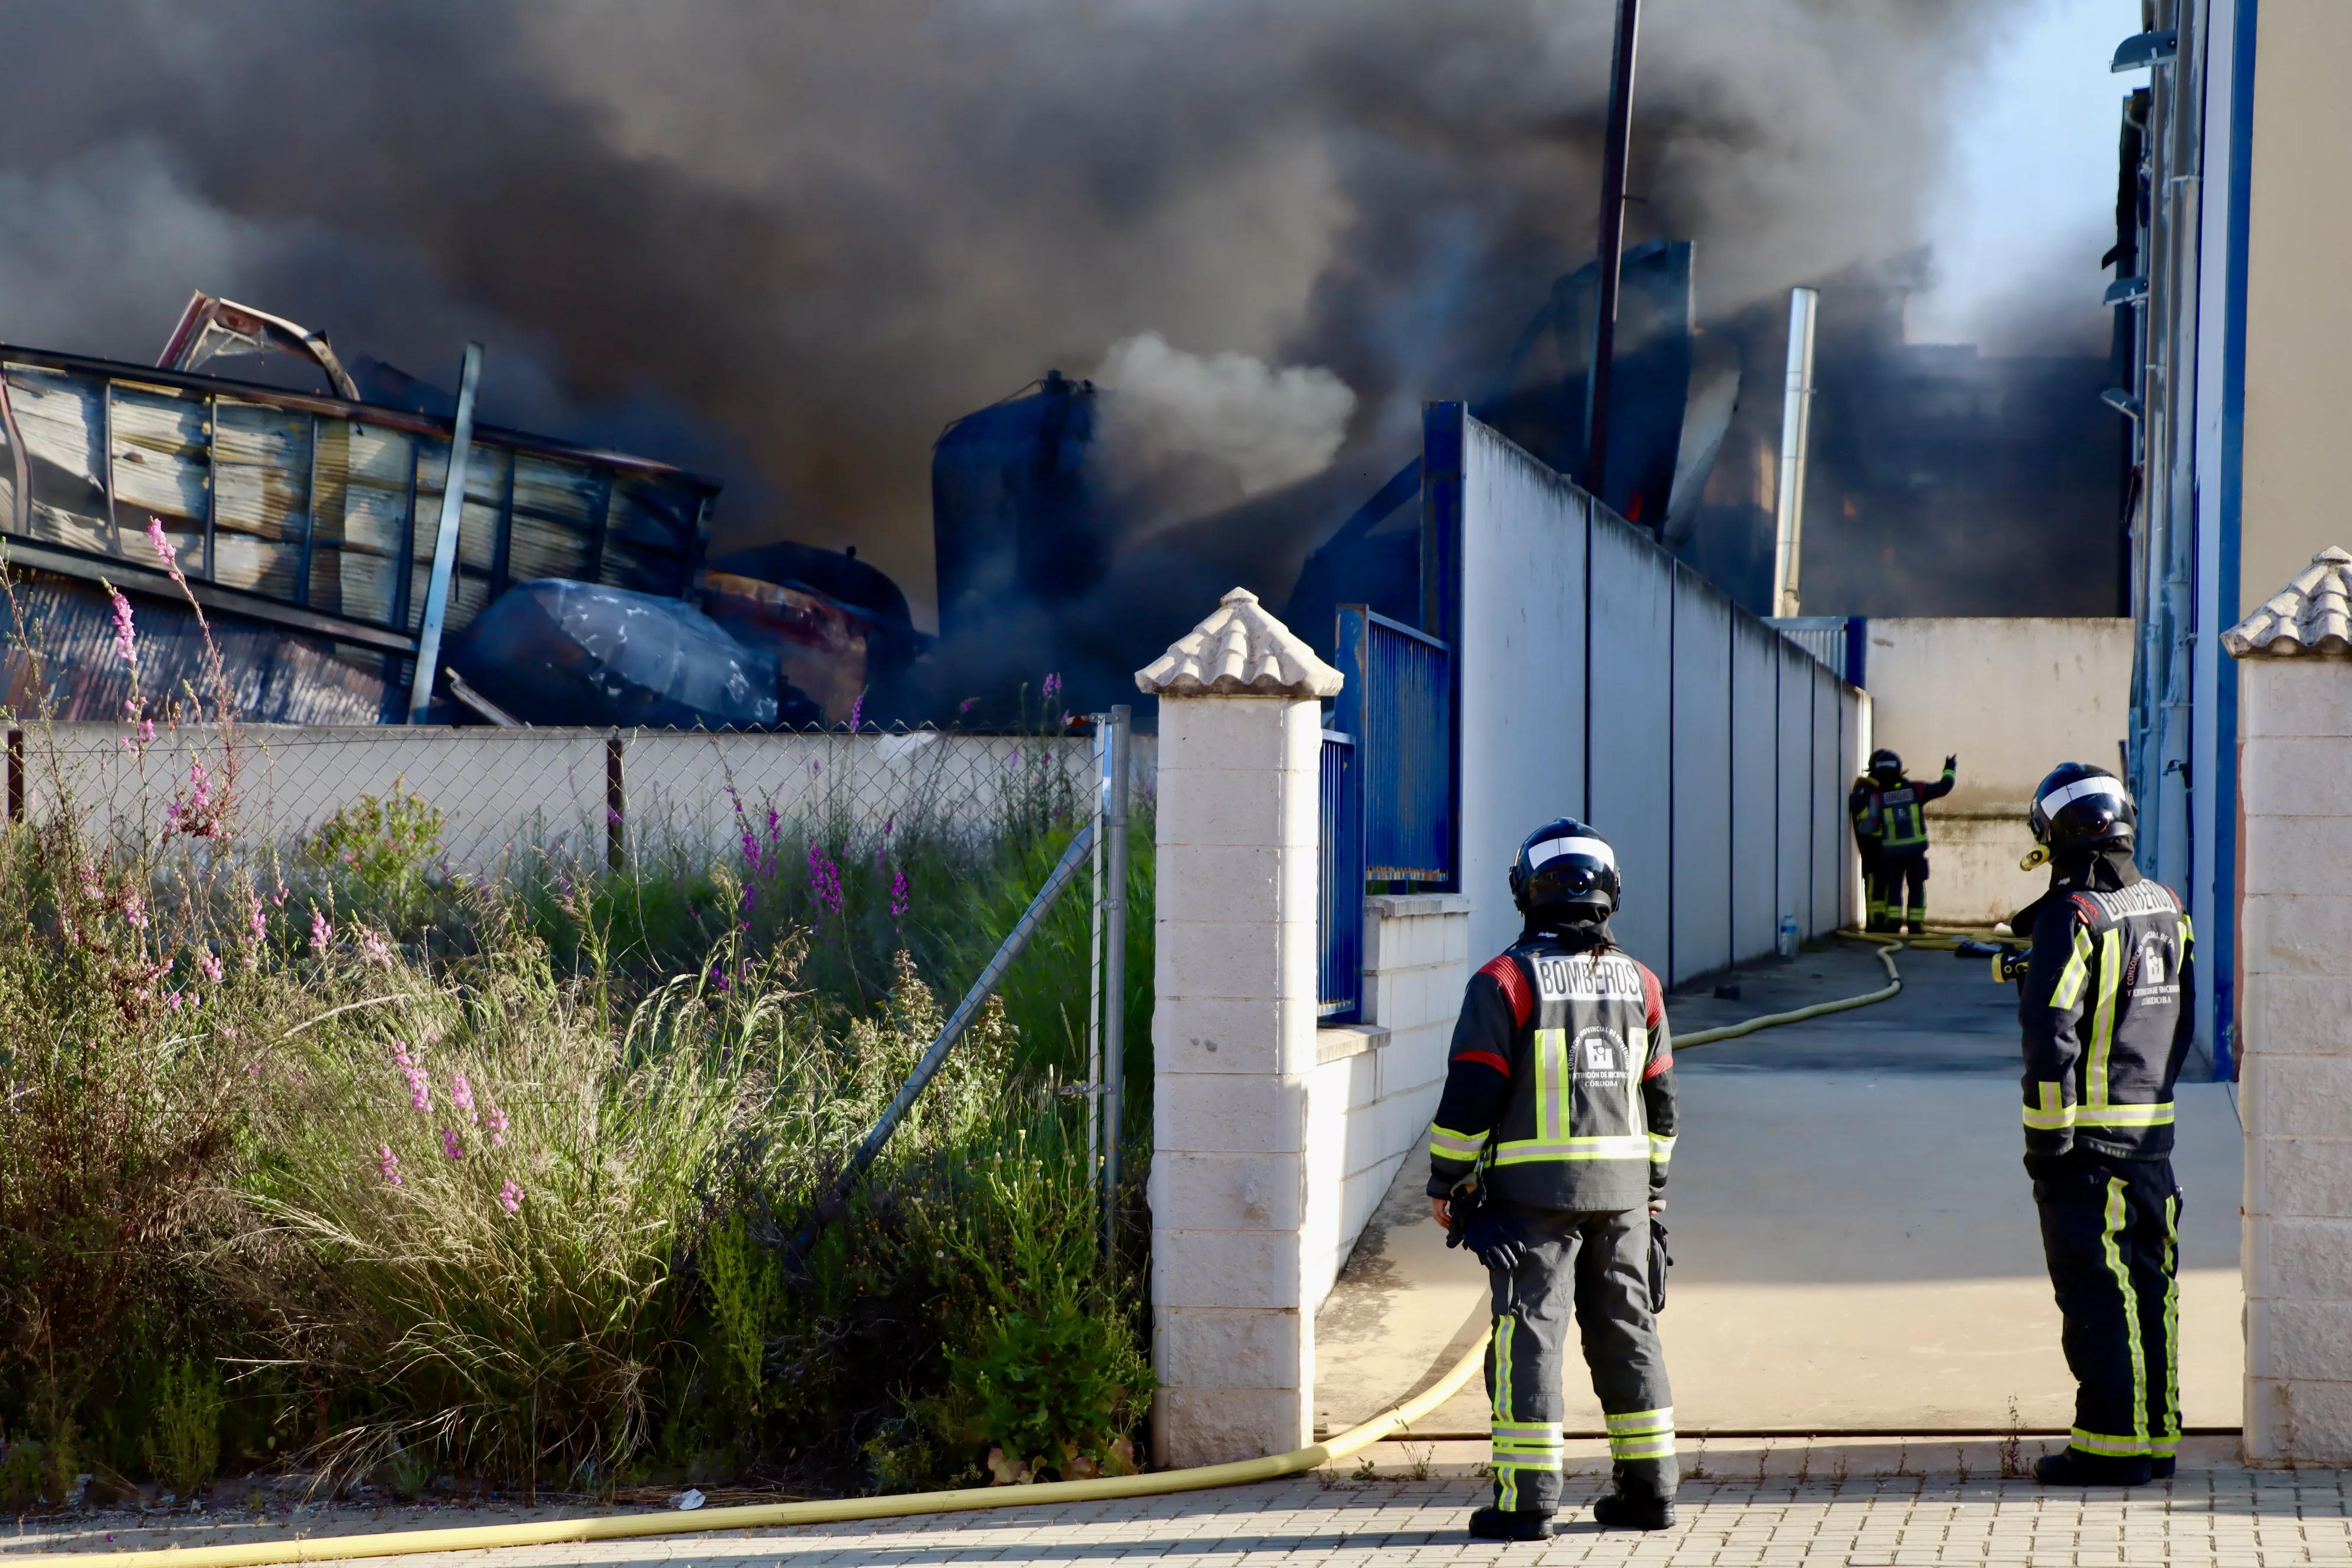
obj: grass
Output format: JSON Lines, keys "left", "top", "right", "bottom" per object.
{"left": 0, "top": 547, "right": 1155, "bottom": 1504}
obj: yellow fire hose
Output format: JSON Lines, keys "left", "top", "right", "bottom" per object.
{"left": 1674, "top": 935, "right": 1905, "bottom": 1048}
{"left": 95, "top": 1335, "right": 1492, "bottom": 1567}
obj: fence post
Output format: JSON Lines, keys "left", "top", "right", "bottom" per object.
{"left": 5, "top": 727, "right": 21, "bottom": 822}
{"left": 605, "top": 731, "right": 626, "bottom": 871}
{"left": 1136, "top": 589, "right": 1344, "bottom": 1466}
{"left": 1102, "top": 703, "right": 1131, "bottom": 1266}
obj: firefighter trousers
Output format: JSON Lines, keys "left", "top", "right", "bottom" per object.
{"left": 1867, "top": 853, "right": 1928, "bottom": 933}
{"left": 1485, "top": 1203, "right": 1675, "bottom": 1513}
{"left": 2033, "top": 1154, "right": 2182, "bottom": 1463}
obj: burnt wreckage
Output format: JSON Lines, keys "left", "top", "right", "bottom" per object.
{"left": 0, "top": 294, "right": 912, "bottom": 729}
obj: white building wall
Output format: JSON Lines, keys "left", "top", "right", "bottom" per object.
{"left": 1861, "top": 618, "right": 2133, "bottom": 925}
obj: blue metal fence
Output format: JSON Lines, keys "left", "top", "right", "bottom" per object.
{"left": 1317, "top": 729, "right": 1363, "bottom": 1023}
{"left": 1334, "top": 605, "right": 1455, "bottom": 883}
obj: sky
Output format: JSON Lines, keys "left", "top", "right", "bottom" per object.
{"left": 1907, "top": 0, "right": 2147, "bottom": 353}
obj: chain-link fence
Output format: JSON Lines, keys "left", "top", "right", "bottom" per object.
{"left": 3, "top": 720, "right": 1159, "bottom": 876}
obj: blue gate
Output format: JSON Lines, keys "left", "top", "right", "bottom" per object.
{"left": 1335, "top": 606, "right": 1455, "bottom": 883}
{"left": 1317, "top": 729, "right": 1363, "bottom": 1022}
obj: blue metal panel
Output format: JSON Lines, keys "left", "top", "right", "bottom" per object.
{"left": 1336, "top": 606, "right": 1454, "bottom": 883}
{"left": 1318, "top": 729, "right": 1364, "bottom": 1023}
{"left": 1669, "top": 567, "right": 1732, "bottom": 984}
{"left": 1776, "top": 638, "right": 1814, "bottom": 940}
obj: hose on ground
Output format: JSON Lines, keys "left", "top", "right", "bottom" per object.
{"left": 101, "top": 1334, "right": 1495, "bottom": 1567}
{"left": 1674, "top": 934, "right": 1905, "bottom": 1049}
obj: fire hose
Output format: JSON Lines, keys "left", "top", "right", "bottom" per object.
{"left": 95, "top": 1335, "right": 1492, "bottom": 1567}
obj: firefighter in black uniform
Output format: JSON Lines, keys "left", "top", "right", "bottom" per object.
{"left": 1429, "top": 820, "right": 1679, "bottom": 1539}
{"left": 1855, "top": 748, "right": 1956, "bottom": 932}
{"left": 2010, "top": 762, "right": 2194, "bottom": 1486}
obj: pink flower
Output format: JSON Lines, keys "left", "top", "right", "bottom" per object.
{"left": 1041, "top": 672, "right": 1061, "bottom": 705}
{"left": 310, "top": 910, "right": 332, "bottom": 950}
{"left": 440, "top": 1128, "right": 463, "bottom": 1161}
{"left": 107, "top": 589, "right": 138, "bottom": 666}
{"left": 165, "top": 989, "right": 185, "bottom": 1011}
{"left": 498, "top": 1180, "right": 524, "bottom": 1216}
{"left": 890, "top": 868, "right": 911, "bottom": 920}
{"left": 247, "top": 896, "right": 267, "bottom": 942}
{"left": 197, "top": 949, "right": 223, "bottom": 985}
{"left": 485, "top": 1103, "right": 509, "bottom": 1147}
{"left": 145, "top": 518, "right": 178, "bottom": 574}
{"left": 451, "top": 1071, "right": 477, "bottom": 1125}
{"left": 360, "top": 928, "right": 391, "bottom": 967}
{"left": 848, "top": 694, "right": 864, "bottom": 732}
{"left": 123, "top": 892, "right": 148, "bottom": 930}
{"left": 378, "top": 1145, "right": 402, "bottom": 1187}
{"left": 806, "top": 842, "right": 844, "bottom": 917}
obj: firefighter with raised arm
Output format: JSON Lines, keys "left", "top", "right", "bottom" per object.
{"left": 1427, "top": 820, "right": 1678, "bottom": 1540}
{"left": 2010, "top": 763, "right": 2194, "bottom": 1486}
{"left": 1856, "top": 747, "right": 1956, "bottom": 932}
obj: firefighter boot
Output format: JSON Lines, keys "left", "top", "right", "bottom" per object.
{"left": 2034, "top": 1449, "right": 2154, "bottom": 1487}
{"left": 1592, "top": 1475, "right": 1676, "bottom": 1531}
{"left": 1467, "top": 1507, "right": 1557, "bottom": 1541}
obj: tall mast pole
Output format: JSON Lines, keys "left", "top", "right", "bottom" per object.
{"left": 1582, "top": 0, "right": 1641, "bottom": 516}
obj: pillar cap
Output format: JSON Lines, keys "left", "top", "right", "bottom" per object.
{"left": 1135, "top": 588, "right": 1344, "bottom": 699}
{"left": 2223, "top": 547, "right": 2352, "bottom": 659}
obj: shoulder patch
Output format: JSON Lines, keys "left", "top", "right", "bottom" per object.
{"left": 1478, "top": 953, "right": 1534, "bottom": 1028}
{"left": 1636, "top": 961, "right": 1665, "bottom": 1028}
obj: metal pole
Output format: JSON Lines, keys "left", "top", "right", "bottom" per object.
{"left": 407, "top": 342, "right": 484, "bottom": 722}
{"left": 1086, "top": 717, "right": 1108, "bottom": 1184}
{"left": 783, "top": 814, "right": 1099, "bottom": 1276}
{"left": 1100, "top": 704, "right": 1131, "bottom": 1266}
{"left": 1582, "top": 0, "right": 1641, "bottom": 511}
{"left": 1772, "top": 287, "right": 1819, "bottom": 617}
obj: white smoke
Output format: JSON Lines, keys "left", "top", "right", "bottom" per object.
{"left": 1089, "top": 331, "right": 1356, "bottom": 532}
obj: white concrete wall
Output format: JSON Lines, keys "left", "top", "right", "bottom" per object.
{"left": 2237, "top": 655, "right": 2352, "bottom": 1465}
{"left": 8, "top": 720, "right": 1150, "bottom": 873}
{"left": 1305, "top": 893, "right": 1471, "bottom": 1306}
{"left": 1147, "top": 690, "right": 1324, "bottom": 1465}
{"left": 1861, "top": 618, "right": 2132, "bottom": 925}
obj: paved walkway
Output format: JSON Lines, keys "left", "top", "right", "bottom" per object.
{"left": 16, "top": 1440, "right": 2351, "bottom": 1566}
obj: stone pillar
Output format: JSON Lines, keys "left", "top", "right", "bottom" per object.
{"left": 1136, "top": 588, "right": 1342, "bottom": 1466}
{"left": 2225, "top": 547, "right": 2352, "bottom": 1464}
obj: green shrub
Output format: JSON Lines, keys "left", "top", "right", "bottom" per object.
{"left": 302, "top": 785, "right": 446, "bottom": 927}
{"left": 145, "top": 1356, "right": 224, "bottom": 1495}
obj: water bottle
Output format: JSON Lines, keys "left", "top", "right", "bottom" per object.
{"left": 1778, "top": 913, "right": 1799, "bottom": 958}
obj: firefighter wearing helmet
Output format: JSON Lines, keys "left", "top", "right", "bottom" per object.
{"left": 1428, "top": 819, "right": 1679, "bottom": 1539}
{"left": 2008, "top": 763, "right": 2194, "bottom": 1486}
{"left": 1851, "top": 747, "right": 1956, "bottom": 932}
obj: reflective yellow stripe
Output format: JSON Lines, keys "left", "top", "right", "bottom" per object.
{"left": 2101, "top": 1177, "right": 2149, "bottom": 1456}
{"left": 2052, "top": 925, "right": 2093, "bottom": 1010}
{"left": 2179, "top": 913, "right": 2195, "bottom": 956}
{"left": 2087, "top": 928, "right": 2123, "bottom": 1106}
{"left": 2071, "top": 1427, "right": 2149, "bottom": 1457}
{"left": 2024, "top": 1081, "right": 2073, "bottom": 1131}
{"left": 1491, "top": 1136, "right": 1651, "bottom": 1164}
{"left": 1991, "top": 952, "right": 2007, "bottom": 984}
{"left": 1605, "top": 1407, "right": 1674, "bottom": 1433}
{"left": 1491, "top": 1317, "right": 1518, "bottom": 1510}
{"left": 1648, "top": 1132, "right": 1676, "bottom": 1164}
{"left": 1534, "top": 1027, "right": 1567, "bottom": 1143}
{"left": 2161, "top": 1193, "right": 2181, "bottom": 1448}
{"left": 1429, "top": 1124, "right": 1487, "bottom": 1162}
{"left": 1493, "top": 1420, "right": 1564, "bottom": 1439}
{"left": 2073, "top": 1102, "right": 2175, "bottom": 1129}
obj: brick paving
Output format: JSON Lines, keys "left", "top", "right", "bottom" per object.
{"left": 14, "top": 1437, "right": 2352, "bottom": 1567}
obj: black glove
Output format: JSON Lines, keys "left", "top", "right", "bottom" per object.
{"left": 1647, "top": 1219, "right": 1672, "bottom": 1314}
{"left": 1445, "top": 1191, "right": 1525, "bottom": 1272}
{"left": 1944, "top": 754, "right": 1958, "bottom": 773}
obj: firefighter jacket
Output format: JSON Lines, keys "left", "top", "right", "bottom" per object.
{"left": 1855, "top": 764, "right": 1955, "bottom": 855}
{"left": 2015, "top": 856, "right": 2196, "bottom": 1162}
{"left": 1426, "top": 925, "right": 1678, "bottom": 1214}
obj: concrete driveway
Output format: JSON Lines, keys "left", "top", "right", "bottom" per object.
{"left": 1314, "top": 936, "right": 2244, "bottom": 1436}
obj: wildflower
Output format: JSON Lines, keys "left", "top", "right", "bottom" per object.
{"left": 197, "top": 948, "right": 223, "bottom": 985}
{"left": 136, "top": 717, "right": 155, "bottom": 746}
{"left": 848, "top": 693, "right": 864, "bottom": 732}
{"left": 891, "top": 868, "right": 911, "bottom": 920}
{"left": 441, "top": 1128, "right": 463, "bottom": 1161}
{"left": 706, "top": 962, "right": 731, "bottom": 994}
{"left": 123, "top": 892, "right": 148, "bottom": 930}
{"left": 809, "top": 759, "right": 821, "bottom": 778}
{"left": 310, "top": 909, "right": 332, "bottom": 950}
{"left": 247, "top": 895, "right": 267, "bottom": 942}
{"left": 486, "top": 1104, "right": 509, "bottom": 1148}
{"left": 451, "top": 1070, "right": 477, "bottom": 1125}
{"left": 165, "top": 989, "right": 186, "bottom": 1011}
{"left": 378, "top": 1145, "right": 402, "bottom": 1187}
{"left": 406, "top": 1067, "right": 431, "bottom": 1113}
{"left": 498, "top": 1180, "right": 524, "bottom": 1216}
{"left": 958, "top": 697, "right": 976, "bottom": 715}
{"left": 107, "top": 589, "right": 138, "bottom": 666}
{"left": 360, "top": 928, "right": 392, "bottom": 967}
{"left": 145, "top": 518, "right": 178, "bottom": 574}
{"left": 806, "top": 842, "right": 844, "bottom": 917}
{"left": 1041, "top": 672, "right": 1061, "bottom": 705}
